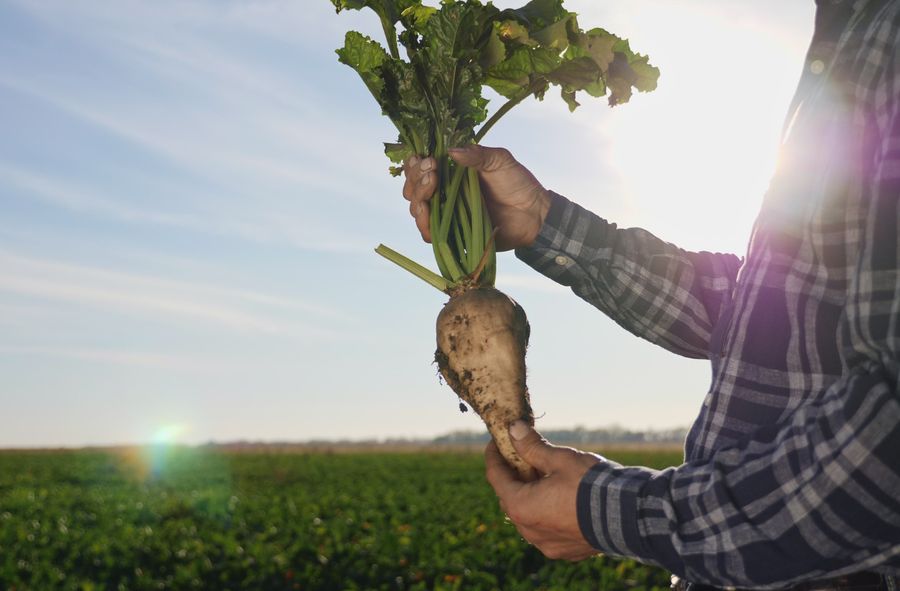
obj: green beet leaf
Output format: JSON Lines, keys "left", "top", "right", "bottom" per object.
{"left": 329, "top": 0, "right": 659, "bottom": 292}
{"left": 336, "top": 32, "right": 390, "bottom": 103}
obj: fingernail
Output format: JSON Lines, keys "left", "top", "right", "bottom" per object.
{"left": 409, "top": 156, "right": 420, "bottom": 167}
{"left": 419, "top": 159, "right": 433, "bottom": 172}
{"left": 414, "top": 202, "right": 423, "bottom": 216}
{"left": 509, "top": 420, "right": 530, "bottom": 441}
{"left": 420, "top": 173, "right": 431, "bottom": 186}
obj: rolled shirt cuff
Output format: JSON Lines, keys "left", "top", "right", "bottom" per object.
{"left": 514, "top": 191, "right": 614, "bottom": 288}
{"left": 577, "top": 460, "right": 659, "bottom": 564}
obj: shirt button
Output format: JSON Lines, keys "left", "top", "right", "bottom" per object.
{"left": 810, "top": 59, "right": 825, "bottom": 75}
{"left": 554, "top": 255, "right": 569, "bottom": 266}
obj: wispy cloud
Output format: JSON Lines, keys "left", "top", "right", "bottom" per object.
{"left": 0, "top": 0, "right": 398, "bottom": 255}
{"left": 0, "top": 345, "right": 222, "bottom": 373}
{"left": 0, "top": 1, "right": 392, "bottom": 196}
{"left": 0, "top": 162, "right": 193, "bottom": 225}
{"left": 0, "top": 73, "right": 368, "bottom": 207}
{"left": 496, "top": 274, "right": 568, "bottom": 295}
{"left": 0, "top": 250, "right": 347, "bottom": 338}
{"left": 0, "top": 160, "right": 370, "bottom": 254}
{"left": 6, "top": 0, "right": 353, "bottom": 50}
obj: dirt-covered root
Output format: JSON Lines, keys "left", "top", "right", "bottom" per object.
{"left": 435, "top": 286, "right": 535, "bottom": 481}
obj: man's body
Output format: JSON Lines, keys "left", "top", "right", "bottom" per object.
{"left": 403, "top": 1, "right": 900, "bottom": 589}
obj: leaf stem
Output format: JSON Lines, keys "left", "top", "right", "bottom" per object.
{"left": 471, "top": 227, "right": 499, "bottom": 285}
{"left": 379, "top": 17, "right": 400, "bottom": 59}
{"left": 438, "top": 242, "right": 464, "bottom": 281}
{"left": 474, "top": 82, "right": 542, "bottom": 143}
{"left": 375, "top": 244, "right": 451, "bottom": 293}
{"left": 466, "top": 167, "right": 484, "bottom": 274}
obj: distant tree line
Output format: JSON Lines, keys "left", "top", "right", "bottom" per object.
{"left": 198, "top": 426, "right": 689, "bottom": 452}
{"left": 431, "top": 425, "right": 688, "bottom": 445}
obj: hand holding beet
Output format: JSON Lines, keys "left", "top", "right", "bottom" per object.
{"left": 485, "top": 421, "right": 601, "bottom": 560}
{"left": 403, "top": 146, "right": 551, "bottom": 252}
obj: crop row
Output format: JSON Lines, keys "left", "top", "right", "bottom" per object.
{"left": 0, "top": 448, "right": 681, "bottom": 590}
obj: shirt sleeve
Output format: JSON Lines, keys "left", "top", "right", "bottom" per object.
{"left": 575, "top": 57, "right": 900, "bottom": 589}
{"left": 515, "top": 193, "right": 742, "bottom": 359}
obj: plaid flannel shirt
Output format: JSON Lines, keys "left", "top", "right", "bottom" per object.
{"left": 515, "top": 0, "right": 900, "bottom": 587}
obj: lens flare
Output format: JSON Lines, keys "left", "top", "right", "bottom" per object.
{"left": 142, "top": 424, "right": 189, "bottom": 479}
{"left": 151, "top": 424, "right": 187, "bottom": 445}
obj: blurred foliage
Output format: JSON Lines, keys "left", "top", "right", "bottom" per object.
{"left": 0, "top": 447, "right": 681, "bottom": 590}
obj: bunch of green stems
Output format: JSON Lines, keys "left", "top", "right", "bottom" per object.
{"left": 377, "top": 156, "right": 495, "bottom": 293}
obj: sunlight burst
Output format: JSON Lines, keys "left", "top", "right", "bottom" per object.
{"left": 582, "top": 2, "right": 813, "bottom": 254}
{"left": 151, "top": 424, "right": 188, "bottom": 446}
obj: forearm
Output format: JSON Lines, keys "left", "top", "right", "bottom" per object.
{"left": 578, "top": 362, "right": 900, "bottom": 588}
{"left": 515, "top": 192, "right": 742, "bottom": 359}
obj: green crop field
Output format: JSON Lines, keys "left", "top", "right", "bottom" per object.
{"left": 0, "top": 447, "right": 682, "bottom": 591}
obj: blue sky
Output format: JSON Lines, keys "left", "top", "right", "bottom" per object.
{"left": 0, "top": 1, "right": 814, "bottom": 447}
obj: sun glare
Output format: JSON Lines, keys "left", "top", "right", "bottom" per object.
{"left": 139, "top": 424, "right": 190, "bottom": 479}
{"left": 583, "top": 3, "right": 812, "bottom": 255}
{"left": 151, "top": 424, "right": 188, "bottom": 446}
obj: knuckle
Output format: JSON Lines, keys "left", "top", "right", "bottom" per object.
{"left": 418, "top": 185, "right": 435, "bottom": 202}
{"left": 419, "top": 218, "right": 432, "bottom": 241}
{"left": 518, "top": 439, "right": 539, "bottom": 459}
{"left": 487, "top": 147, "right": 512, "bottom": 169}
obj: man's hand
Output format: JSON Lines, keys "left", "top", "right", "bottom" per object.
{"left": 485, "top": 420, "right": 601, "bottom": 561}
{"left": 401, "top": 145, "right": 551, "bottom": 251}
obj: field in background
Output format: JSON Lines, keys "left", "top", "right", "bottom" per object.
{"left": 0, "top": 447, "right": 682, "bottom": 590}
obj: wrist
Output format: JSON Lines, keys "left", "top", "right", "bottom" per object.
{"left": 536, "top": 187, "right": 551, "bottom": 227}
{"left": 523, "top": 188, "right": 552, "bottom": 247}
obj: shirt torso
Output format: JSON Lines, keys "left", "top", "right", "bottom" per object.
{"left": 687, "top": 0, "right": 885, "bottom": 460}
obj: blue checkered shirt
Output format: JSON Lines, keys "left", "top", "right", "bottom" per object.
{"left": 516, "top": 0, "right": 900, "bottom": 587}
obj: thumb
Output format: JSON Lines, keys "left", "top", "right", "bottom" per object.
{"left": 509, "top": 420, "right": 561, "bottom": 475}
{"left": 448, "top": 145, "right": 512, "bottom": 172}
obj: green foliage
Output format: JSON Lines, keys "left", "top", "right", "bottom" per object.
{"left": 0, "top": 448, "right": 680, "bottom": 590}
{"left": 330, "top": 0, "right": 659, "bottom": 291}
